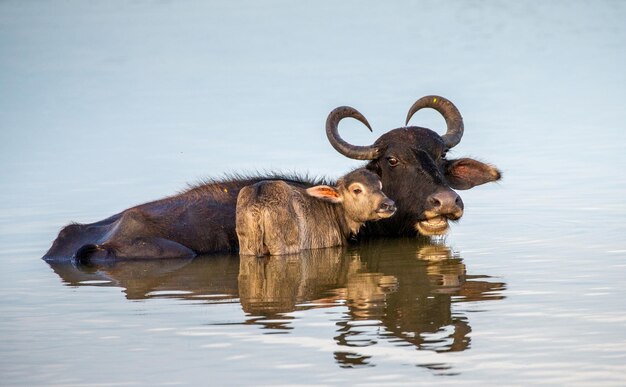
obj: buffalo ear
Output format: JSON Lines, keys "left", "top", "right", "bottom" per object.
{"left": 306, "top": 185, "right": 343, "bottom": 203}
{"left": 445, "top": 158, "right": 501, "bottom": 190}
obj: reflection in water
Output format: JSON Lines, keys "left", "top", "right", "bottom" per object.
{"left": 344, "top": 240, "right": 505, "bottom": 369}
{"left": 46, "top": 239, "right": 505, "bottom": 369}
{"left": 48, "top": 256, "right": 240, "bottom": 302}
{"left": 238, "top": 247, "right": 349, "bottom": 330}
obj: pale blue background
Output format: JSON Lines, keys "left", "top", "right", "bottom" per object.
{"left": 1, "top": 1, "right": 625, "bottom": 385}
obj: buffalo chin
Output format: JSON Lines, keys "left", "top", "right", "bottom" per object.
{"left": 416, "top": 216, "right": 449, "bottom": 236}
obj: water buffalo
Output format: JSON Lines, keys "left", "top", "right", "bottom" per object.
{"left": 236, "top": 168, "right": 396, "bottom": 256}
{"left": 326, "top": 95, "right": 501, "bottom": 237}
{"left": 42, "top": 95, "right": 499, "bottom": 261}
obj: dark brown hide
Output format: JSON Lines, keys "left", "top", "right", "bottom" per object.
{"left": 326, "top": 96, "right": 501, "bottom": 237}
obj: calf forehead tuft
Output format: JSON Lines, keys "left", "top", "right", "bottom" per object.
{"left": 341, "top": 168, "right": 381, "bottom": 188}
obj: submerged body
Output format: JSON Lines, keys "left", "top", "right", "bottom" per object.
{"left": 43, "top": 176, "right": 318, "bottom": 262}
{"left": 236, "top": 169, "right": 395, "bottom": 256}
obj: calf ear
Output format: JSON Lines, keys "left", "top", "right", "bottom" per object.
{"left": 445, "top": 158, "right": 501, "bottom": 190}
{"left": 306, "top": 185, "right": 343, "bottom": 203}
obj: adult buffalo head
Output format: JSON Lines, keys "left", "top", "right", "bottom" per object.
{"left": 326, "top": 95, "right": 501, "bottom": 237}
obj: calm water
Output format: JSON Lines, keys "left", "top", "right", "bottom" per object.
{"left": 2, "top": 1, "right": 626, "bottom": 385}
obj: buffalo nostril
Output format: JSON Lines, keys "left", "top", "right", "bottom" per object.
{"left": 428, "top": 190, "right": 463, "bottom": 214}
{"left": 430, "top": 196, "right": 443, "bottom": 209}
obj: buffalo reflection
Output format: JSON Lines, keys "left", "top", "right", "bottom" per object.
{"left": 45, "top": 239, "right": 505, "bottom": 368}
{"left": 47, "top": 255, "right": 240, "bottom": 301}
{"left": 237, "top": 247, "right": 350, "bottom": 329}
{"left": 332, "top": 239, "right": 505, "bottom": 368}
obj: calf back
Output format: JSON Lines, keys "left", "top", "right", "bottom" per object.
{"left": 236, "top": 180, "right": 344, "bottom": 256}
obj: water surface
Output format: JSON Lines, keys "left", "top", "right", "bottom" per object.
{"left": 1, "top": 0, "right": 626, "bottom": 385}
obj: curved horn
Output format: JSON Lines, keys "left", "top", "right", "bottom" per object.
{"left": 326, "top": 106, "right": 379, "bottom": 160}
{"left": 405, "top": 95, "right": 464, "bottom": 148}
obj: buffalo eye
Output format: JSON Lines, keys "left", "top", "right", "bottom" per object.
{"left": 387, "top": 157, "right": 399, "bottom": 167}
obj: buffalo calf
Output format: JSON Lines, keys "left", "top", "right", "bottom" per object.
{"left": 236, "top": 169, "right": 396, "bottom": 256}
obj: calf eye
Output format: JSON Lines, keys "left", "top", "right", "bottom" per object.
{"left": 352, "top": 188, "right": 362, "bottom": 195}
{"left": 387, "top": 157, "right": 399, "bottom": 167}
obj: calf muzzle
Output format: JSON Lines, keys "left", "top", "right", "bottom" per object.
{"left": 376, "top": 198, "right": 397, "bottom": 218}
